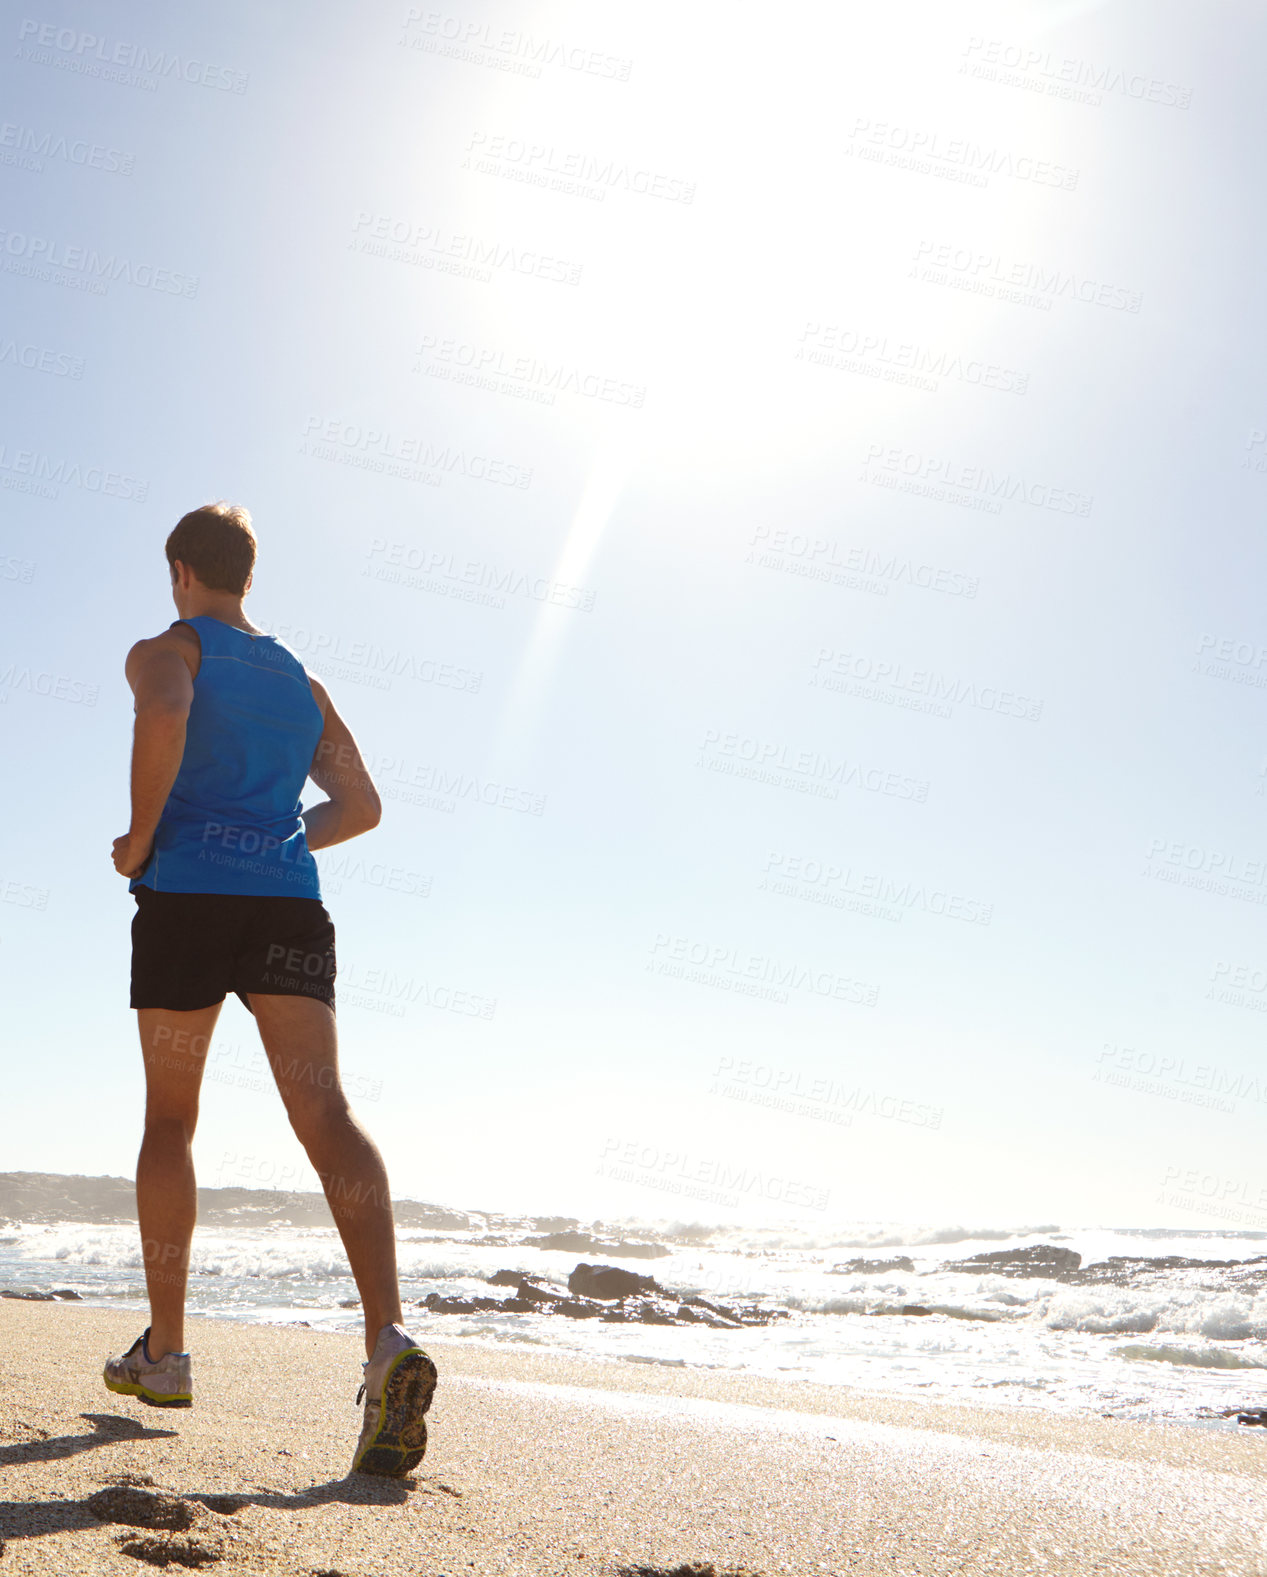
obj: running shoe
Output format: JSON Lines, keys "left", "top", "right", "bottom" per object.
{"left": 103, "top": 1329, "right": 192, "bottom": 1408}
{"left": 351, "top": 1323, "right": 437, "bottom": 1475}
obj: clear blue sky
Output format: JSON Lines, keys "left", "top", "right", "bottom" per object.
{"left": 4, "top": 0, "right": 1266, "bottom": 1233}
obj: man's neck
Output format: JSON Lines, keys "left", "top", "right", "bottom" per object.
{"left": 177, "top": 595, "right": 256, "bottom": 631}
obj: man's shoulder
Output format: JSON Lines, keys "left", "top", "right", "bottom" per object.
{"left": 125, "top": 623, "right": 200, "bottom": 683}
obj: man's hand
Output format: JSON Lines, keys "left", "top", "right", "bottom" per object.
{"left": 113, "top": 832, "right": 154, "bottom": 878}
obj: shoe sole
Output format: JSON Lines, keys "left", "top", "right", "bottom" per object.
{"left": 103, "top": 1374, "right": 192, "bottom": 1408}
{"left": 352, "top": 1348, "right": 437, "bottom": 1476}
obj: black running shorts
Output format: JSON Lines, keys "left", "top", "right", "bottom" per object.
{"left": 130, "top": 888, "right": 337, "bottom": 1012}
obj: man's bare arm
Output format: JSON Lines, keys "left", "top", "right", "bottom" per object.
{"left": 303, "top": 676, "right": 382, "bottom": 852}
{"left": 113, "top": 636, "right": 195, "bottom": 877}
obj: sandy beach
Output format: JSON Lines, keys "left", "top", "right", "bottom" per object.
{"left": 1, "top": 1303, "right": 1265, "bottom": 1575}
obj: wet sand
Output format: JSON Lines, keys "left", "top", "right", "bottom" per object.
{"left": 1, "top": 1301, "right": 1264, "bottom": 1575}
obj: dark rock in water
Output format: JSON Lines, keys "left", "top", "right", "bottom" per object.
{"left": 569, "top": 1262, "right": 662, "bottom": 1301}
{"left": 1157, "top": 1253, "right": 1267, "bottom": 1272}
{"left": 675, "top": 1303, "right": 726, "bottom": 1327}
{"left": 611, "top": 1241, "right": 672, "bottom": 1260}
{"left": 529, "top": 1216, "right": 580, "bottom": 1234}
{"left": 678, "top": 1294, "right": 733, "bottom": 1320}
{"left": 1, "top": 1289, "right": 57, "bottom": 1301}
{"left": 675, "top": 1298, "right": 744, "bottom": 1329}
{"left": 548, "top": 1298, "right": 606, "bottom": 1320}
{"left": 418, "top": 1269, "right": 785, "bottom": 1329}
{"left": 525, "top": 1230, "right": 670, "bottom": 1260}
{"left": 487, "top": 1271, "right": 567, "bottom": 1305}
{"left": 421, "top": 1292, "right": 524, "bottom": 1315}
{"left": 901, "top": 1304, "right": 933, "bottom": 1316}
{"left": 946, "top": 1244, "right": 1082, "bottom": 1278}
{"left": 831, "top": 1257, "right": 916, "bottom": 1275}
{"left": 1071, "top": 1254, "right": 1267, "bottom": 1287}
{"left": 52, "top": 1288, "right": 81, "bottom": 1300}
{"left": 1203, "top": 1405, "right": 1267, "bottom": 1424}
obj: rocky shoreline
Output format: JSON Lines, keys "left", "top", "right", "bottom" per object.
{"left": 832, "top": 1242, "right": 1267, "bottom": 1289}
{"left": 419, "top": 1261, "right": 788, "bottom": 1329}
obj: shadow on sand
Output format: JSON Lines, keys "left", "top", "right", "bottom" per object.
{"left": 0, "top": 1416, "right": 434, "bottom": 1548}
{"left": 0, "top": 1412, "right": 177, "bottom": 1467}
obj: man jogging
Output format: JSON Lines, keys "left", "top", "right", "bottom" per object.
{"left": 103, "top": 501, "right": 435, "bottom": 1477}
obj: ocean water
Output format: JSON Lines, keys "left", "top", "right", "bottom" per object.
{"left": 4, "top": 1216, "right": 1267, "bottom": 1429}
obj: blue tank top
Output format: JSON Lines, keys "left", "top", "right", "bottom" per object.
{"left": 131, "top": 616, "right": 324, "bottom": 898}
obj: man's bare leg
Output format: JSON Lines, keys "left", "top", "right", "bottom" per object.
{"left": 137, "top": 1004, "right": 220, "bottom": 1359}
{"left": 249, "top": 994, "right": 403, "bottom": 1356}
